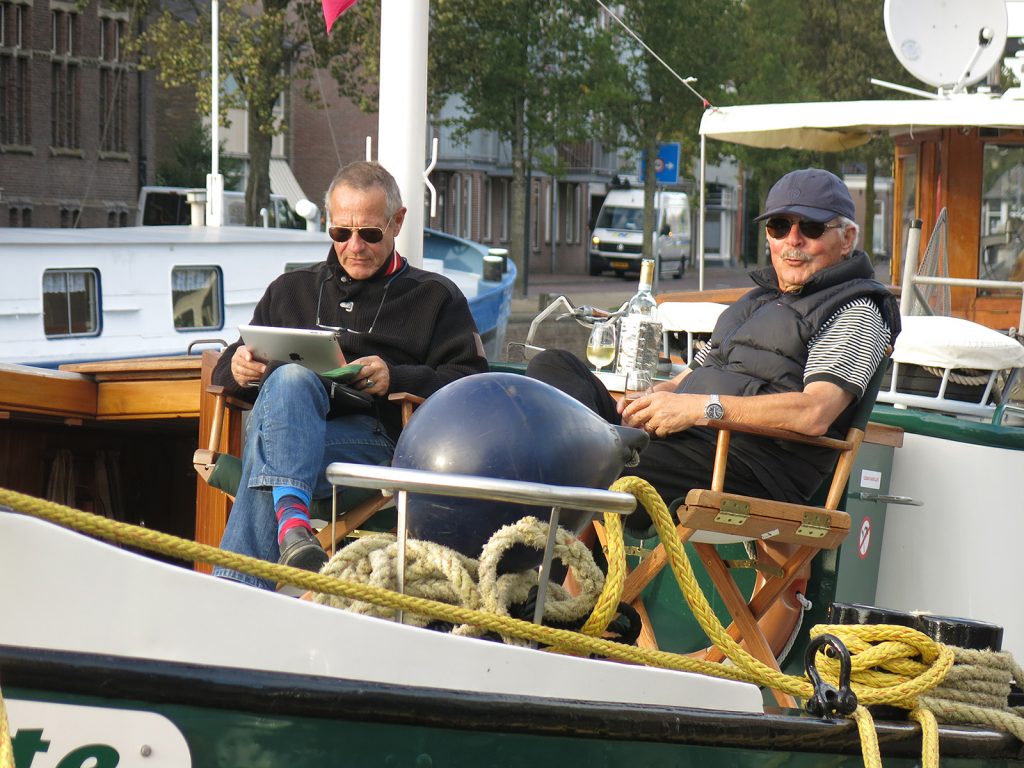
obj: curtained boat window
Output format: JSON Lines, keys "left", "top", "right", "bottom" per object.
{"left": 172, "top": 266, "right": 222, "bottom": 330}
{"left": 42, "top": 269, "right": 100, "bottom": 337}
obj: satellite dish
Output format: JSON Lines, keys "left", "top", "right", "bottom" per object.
{"left": 884, "top": 0, "right": 1008, "bottom": 90}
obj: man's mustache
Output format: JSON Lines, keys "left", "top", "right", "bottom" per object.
{"left": 778, "top": 248, "right": 812, "bottom": 263}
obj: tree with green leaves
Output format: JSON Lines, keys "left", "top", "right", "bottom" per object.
{"left": 430, "top": 0, "right": 610, "bottom": 296}
{"left": 130, "top": 0, "right": 378, "bottom": 225}
{"left": 155, "top": 122, "right": 244, "bottom": 189}
{"left": 726, "top": 0, "right": 907, "bottom": 264}
{"left": 586, "top": 0, "right": 741, "bottom": 272}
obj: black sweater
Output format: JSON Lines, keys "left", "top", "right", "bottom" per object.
{"left": 213, "top": 245, "right": 488, "bottom": 434}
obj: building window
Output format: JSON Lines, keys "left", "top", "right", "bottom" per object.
{"left": 544, "top": 183, "right": 552, "bottom": 245}
{"left": 1, "top": 3, "right": 26, "bottom": 49}
{"left": 172, "top": 266, "right": 223, "bottom": 330}
{"left": 562, "top": 183, "right": 580, "bottom": 244}
{"left": 51, "top": 10, "right": 79, "bottom": 149}
{"left": 43, "top": 269, "right": 100, "bottom": 337}
{"left": 59, "top": 207, "right": 80, "bottom": 227}
{"left": 52, "top": 9, "right": 75, "bottom": 55}
{"left": 100, "top": 17, "right": 123, "bottom": 61}
{"left": 451, "top": 173, "right": 462, "bottom": 236}
{"left": 461, "top": 175, "right": 472, "bottom": 239}
{"left": 21, "top": 206, "right": 30, "bottom": 227}
{"left": 1, "top": 3, "right": 30, "bottom": 146}
{"left": 482, "top": 177, "right": 493, "bottom": 242}
{"left": 99, "top": 67, "right": 127, "bottom": 151}
{"left": 9, "top": 207, "right": 18, "bottom": 227}
{"left": 51, "top": 62, "right": 79, "bottom": 148}
{"left": 979, "top": 144, "right": 1024, "bottom": 294}
{"left": 118, "top": 211, "right": 127, "bottom": 227}
{"left": 500, "top": 179, "right": 510, "bottom": 242}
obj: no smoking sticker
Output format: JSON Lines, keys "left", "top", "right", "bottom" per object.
{"left": 858, "top": 517, "right": 871, "bottom": 559}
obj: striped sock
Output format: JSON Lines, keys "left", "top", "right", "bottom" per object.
{"left": 273, "top": 486, "right": 312, "bottom": 545}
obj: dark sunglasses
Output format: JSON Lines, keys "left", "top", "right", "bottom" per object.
{"left": 765, "top": 218, "right": 842, "bottom": 240}
{"left": 328, "top": 215, "right": 394, "bottom": 244}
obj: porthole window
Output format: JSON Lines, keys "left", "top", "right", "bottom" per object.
{"left": 172, "top": 266, "right": 222, "bottom": 330}
{"left": 43, "top": 269, "right": 100, "bottom": 337}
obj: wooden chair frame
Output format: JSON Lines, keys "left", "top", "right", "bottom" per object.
{"left": 617, "top": 359, "right": 891, "bottom": 707}
{"left": 192, "top": 350, "right": 422, "bottom": 560}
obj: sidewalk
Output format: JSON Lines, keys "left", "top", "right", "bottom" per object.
{"left": 509, "top": 263, "right": 758, "bottom": 317}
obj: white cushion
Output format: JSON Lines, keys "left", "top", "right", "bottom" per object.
{"left": 658, "top": 302, "right": 728, "bottom": 333}
{"left": 893, "top": 315, "right": 1024, "bottom": 371}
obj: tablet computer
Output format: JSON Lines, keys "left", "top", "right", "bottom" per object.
{"left": 239, "top": 325, "right": 347, "bottom": 373}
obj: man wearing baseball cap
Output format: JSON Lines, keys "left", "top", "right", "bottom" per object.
{"left": 528, "top": 168, "right": 900, "bottom": 529}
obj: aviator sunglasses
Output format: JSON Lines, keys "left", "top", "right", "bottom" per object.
{"left": 328, "top": 215, "right": 394, "bottom": 244}
{"left": 765, "top": 218, "right": 842, "bottom": 240}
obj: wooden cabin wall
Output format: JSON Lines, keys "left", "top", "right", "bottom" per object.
{"left": 0, "top": 417, "right": 198, "bottom": 566}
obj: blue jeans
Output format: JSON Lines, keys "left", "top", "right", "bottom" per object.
{"left": 213, "top": 364, "right": 395, "bottom": 589}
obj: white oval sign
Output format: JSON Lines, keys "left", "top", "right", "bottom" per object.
{"left": 6, "top": 698, "right": 191, "bottom": 767}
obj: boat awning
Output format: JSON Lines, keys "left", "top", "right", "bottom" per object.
{"left": 269, "top": 159, "right": 309, "bottom": 208}
{"left": 699, "top": 95, "right": 1024, "bottom": 151}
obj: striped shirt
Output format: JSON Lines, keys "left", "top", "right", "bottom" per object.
{"left": 693, "top": 297, "right": 889, "bottom": 398}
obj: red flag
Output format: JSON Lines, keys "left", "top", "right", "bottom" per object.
{"left": 322, "top": 0, "right": 359, "bottom": 33}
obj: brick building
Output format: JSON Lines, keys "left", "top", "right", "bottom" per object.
{"left": 0, "top": 0, "right": 147, "bottom": 228}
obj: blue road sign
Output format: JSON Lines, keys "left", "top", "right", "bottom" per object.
{"left": 640, "top": 142, "right": 681, "bottom": 185}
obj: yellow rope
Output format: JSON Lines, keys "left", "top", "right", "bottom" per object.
{"left": 909, "top": 708, "right": 940, "bottom": 768}
{"left": 851, "top": 706, "right": 883, "bottom": 768}
{"left": 0, "top": 683, "right": 11, "bottom": 768}
{"left": 580, "top": 509, "right": 625, "bottom": 637}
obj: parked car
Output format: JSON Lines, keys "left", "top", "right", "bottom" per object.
{"left": 589, "top": 189, "right": 691, "bottom": 279}
{"left": 136, "top": 187, "right": 302, "bottom": 229}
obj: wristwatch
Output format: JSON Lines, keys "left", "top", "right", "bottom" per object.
{"left": 704, "top": 394, "right": 725, "bottom": 420}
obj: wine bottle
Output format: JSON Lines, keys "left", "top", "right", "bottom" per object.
{"left": 615, "top": 259, "right": 662, "bottom": 377}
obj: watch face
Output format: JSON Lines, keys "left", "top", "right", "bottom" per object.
{"left": 705, "top": 402, "right": 725, "bottom": 420}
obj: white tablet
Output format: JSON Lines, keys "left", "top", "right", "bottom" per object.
{"left": 239, "top": 325, "right": 347, "bottom": 373}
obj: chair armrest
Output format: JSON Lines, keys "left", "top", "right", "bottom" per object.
{"left": 694, "top": 417, "right": 853, "bottom": 452}
{"left": 388, "top": 392, "right": 425, "bottom": 407}
{"left": 389, "top": 392, "right": 425, "bottom": 426}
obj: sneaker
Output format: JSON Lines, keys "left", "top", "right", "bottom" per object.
{"left": 278, "top": 526, "right": 329, "bottom": 572}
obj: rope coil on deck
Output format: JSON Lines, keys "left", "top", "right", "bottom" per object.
{"left": 315, "top": 517, "right": 607, "bottom": 644}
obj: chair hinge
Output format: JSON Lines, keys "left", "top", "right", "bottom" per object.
{"left": 714, "top": 498, "right": 750, "bottom": 526}
{"left": 723, "top": 558, "right": 785, "bottom": 578}
{"left": 796, "top": 510, "right": 831, "bottom": 539}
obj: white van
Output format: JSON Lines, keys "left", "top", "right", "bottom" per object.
{"left": 136, "top": 186, "right": 300, "bottom": 228}
{"left": 589, "top": 189, "right": 691, "bottom": 279}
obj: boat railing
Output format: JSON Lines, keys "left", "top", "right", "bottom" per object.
{"left": 901, "top": 216, "right": 1024, "bottom": 330}
{"left": 324, "top": 462, "right": 636, "bottom": 627}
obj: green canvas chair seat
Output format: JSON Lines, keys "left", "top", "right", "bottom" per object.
{"left": 204, "top": 452, "right": 385, "bottom": 519}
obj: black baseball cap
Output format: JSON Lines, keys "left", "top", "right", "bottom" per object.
{"left": 755, "top": 168, "right": 855, "bottom": 223}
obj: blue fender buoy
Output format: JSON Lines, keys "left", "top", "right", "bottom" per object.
{"left": 394, "top": 373, "right": 648, "bottom": 571}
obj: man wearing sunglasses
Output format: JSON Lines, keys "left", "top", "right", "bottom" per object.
{"left": 528, "top": 168, "right": 900, "bottom": 531}
{"left": 211, "top": 161, "right": 488, "bottom": 587}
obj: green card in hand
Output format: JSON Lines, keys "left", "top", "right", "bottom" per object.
{"left": 321, "top": 363, "right": 363, "bottom": 383}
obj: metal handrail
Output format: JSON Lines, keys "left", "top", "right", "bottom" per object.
{"left": 325, "top": 462, "right": 636, "bottom": 516}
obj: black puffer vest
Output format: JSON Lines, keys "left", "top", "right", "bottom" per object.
{"left": 678, "top": 251, "right": 899, "bottom": 501}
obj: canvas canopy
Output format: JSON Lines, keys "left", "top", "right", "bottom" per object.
{"left": 698, "top": 94, "right": 1024, "bottom": 151}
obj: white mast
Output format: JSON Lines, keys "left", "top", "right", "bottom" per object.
{"left": 206, "top": 0, "right": 224, "bottom": 227}
{"left": 376, "top": 0, "right": 428, "bottom": 265}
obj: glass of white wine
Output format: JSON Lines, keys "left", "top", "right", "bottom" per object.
{"left": 586, "top": 321, "right": 617, "bottom": 374}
